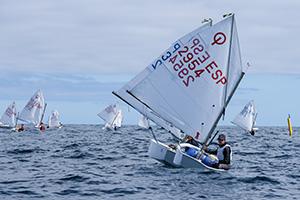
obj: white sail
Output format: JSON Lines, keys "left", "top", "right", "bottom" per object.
{"left": 18, "top": 90, "right": 46, "bottom": 125}
{"left": 98, "top": 104, "right": 122, "bottom": 129}
{"left": 0, "top": 102, "right": 17, "bottom": 127}
{"left": 113, "top": 110, "right": 123, "bottom": 128}
{"left": 138, "top": 115, "right": 150, "bottom": 129}
{"left": 232, "top": 100, "right": 257, "bottom": 132}
{"left": 48, "top": 110, "right": 61, "bottom": 128}
{"left": 113, "top": 14, "right": 244, "bottom": 143}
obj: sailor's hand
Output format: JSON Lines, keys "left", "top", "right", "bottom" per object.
{"left": 202, "top": 145, "right": 208, "bottom": 151}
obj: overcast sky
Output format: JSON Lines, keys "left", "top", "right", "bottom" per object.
{"left": 0, "top": 0, "right": 299, "bottom": 126}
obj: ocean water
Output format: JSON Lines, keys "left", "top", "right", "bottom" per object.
{"left": 0, "top": 125, "right": 299, "bottom": 200}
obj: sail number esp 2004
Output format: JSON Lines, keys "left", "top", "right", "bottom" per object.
{"left": 169, "top": 33, "right": 228, "bottom": 87}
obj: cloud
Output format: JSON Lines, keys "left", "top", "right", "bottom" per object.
{"left": 0, "top": 71, "right": 124, "bottom": 102}
{"left": 1, "top": 0, "right": 300, "bottom": 75}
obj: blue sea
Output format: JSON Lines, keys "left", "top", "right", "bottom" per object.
{"left": 0, "top": 125, "right": 299, "bottom": 199}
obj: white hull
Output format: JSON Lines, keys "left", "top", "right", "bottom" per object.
{"left": 148, "top": 139, "right": 225, "bottom": 171}
{"left": 148, "top": 139, "right": 178, "bottom": 166}
{"left": 0, "top": 125, "right": 13, "bottom": 129}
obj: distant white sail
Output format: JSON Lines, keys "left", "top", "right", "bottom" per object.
{"left": 48, "top": 110, "right": 61, "bottom": 128}
{"left": 98, "top": 104, "right": 122, "bottom": 129}
{"left": 232, "top": 100, "right": 257, "bottom": 132}
{"left": 18, "top": 90, "right": 46, "bottom": 125}
{"left": 138, "top": 115, "right": 150, "bottom": 129}
{"left": 113, "top": 14, "right": 244, "bottom": 143}
{"left": 0, "top": 102, "right": 17, "bottom": 127}
{"left": 113, "top": 110, "right": 123, "bottom": 128}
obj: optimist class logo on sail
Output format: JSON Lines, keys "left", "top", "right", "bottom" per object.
{"left": 168, "top": 32, "right": 228, "bottom": 87}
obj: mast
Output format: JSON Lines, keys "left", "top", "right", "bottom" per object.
{"left": 39, "top": 103, "right": 47, "bottom": 125}
{"left": 222, "top": 13, "right": 235, "bottom": 119}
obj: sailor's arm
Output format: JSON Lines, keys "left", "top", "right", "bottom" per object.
{"left": 203, "top": 145, "right": 217, "bottom": 155}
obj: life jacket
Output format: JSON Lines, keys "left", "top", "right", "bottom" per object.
{"left": 217, "top": 144, "right": 232, "bottom": 163}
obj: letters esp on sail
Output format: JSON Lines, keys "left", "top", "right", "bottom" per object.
{"left": 114, "top": 14, "right": 244, "bottom": 143}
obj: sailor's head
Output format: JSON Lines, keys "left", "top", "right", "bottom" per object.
{"left": 217, "top": 134, "right": 226, "bottom": 144}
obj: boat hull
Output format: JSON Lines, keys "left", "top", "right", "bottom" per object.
{"left": 148, "top": 139, "right": 225, "bottom": 171}
{"left": 148, "top": 139, "right": 178, "bottom": 166}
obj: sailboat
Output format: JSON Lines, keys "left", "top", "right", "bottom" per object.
{"left": 48, "top": 110, "right": 63, "bottom": 128}
{"left": 97, "top": 104, "right": 123, "bottom": 130}
{"left": 232, "top": 100, "right": 258, "bottom": 135}
{"left": 16, "top": 90, "right": 47, "bottom": 131}
{"left": 138, "top": 115, "right": 150, "bottom": 129}
{"left": 113, "top": 13, "right": 245, "bottom": 170}
{"left": 0, "top": 102, "right": 17, "bottom": 129}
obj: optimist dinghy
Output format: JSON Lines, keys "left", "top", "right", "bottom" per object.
{"left": 113, "top": 13, "right": 246, "bottom": 171}
{"left": 98, "top": 104, "right": 123, "bottom": 130}
{"left": 0, "top": 102, "right": 17, "bottom": 129}
{"left": 232, "top": 100, "right": 258, "bottom": 135}
{"left": 16, "top": 90, "right": 47, "bottom": 132}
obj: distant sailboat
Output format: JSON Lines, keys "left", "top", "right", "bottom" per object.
{"left": 138, "top": 115, "right": 150, "bottom": 129}
{"left": 113, "top": 14, "right": 245, "bottom": 170}
{"left": 98, "top": 104, "right": 123, "bottom": 130}
{"left": 48, "top": 110, "right": 63, "bottom": 128}
{"left": 0, "top": 102, "right": 17, "bottom": 129}
{"left": 232, "top": 100, "right": 258, "bottom": 135}
{"left": 17, "top": 90, "right": 47, "bottom": 131}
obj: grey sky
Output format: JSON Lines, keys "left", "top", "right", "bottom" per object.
{"left": 1, "top": 0, "right": 300, "bottom": 75}
{"left": 0, "top": 0, "right": 299, "bottom": 126}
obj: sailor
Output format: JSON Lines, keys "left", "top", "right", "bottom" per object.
{"left": 16, "top": 124, "right": 25, "bottom": 132}
{"left": 250, "top": 129, "right": 255, "bottom": 136}
{"left": 39, "top": 122, "right": 46, "bottom": 132}
{"left": 203, "top": 134, "right": 232, "bottom": 170}
{"left": 183, "top": 135, "right": 199, "bottom": 147}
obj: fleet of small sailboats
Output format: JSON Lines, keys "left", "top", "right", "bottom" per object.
{"left": 0, "top": 90, "right": 63, "bottom": 132}
{"left": 232, "top": 100, "right": 258, "bottom": 135}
